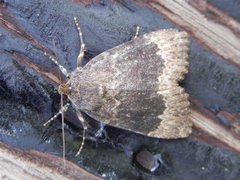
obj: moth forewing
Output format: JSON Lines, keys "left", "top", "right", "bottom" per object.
{"left": 69, "top": 29, "right": 192, "bottom": 139}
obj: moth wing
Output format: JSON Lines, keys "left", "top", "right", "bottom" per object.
{"left": 72, "top": 29, "right": 192, "bottom": 138}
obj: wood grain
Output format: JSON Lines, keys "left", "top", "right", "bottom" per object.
{"left": 0, "top": 142, "right": 102, "bottom": 180}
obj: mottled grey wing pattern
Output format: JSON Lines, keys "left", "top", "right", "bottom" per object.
{"left": 70, "top": 29, "right": 192, "bottom": 138}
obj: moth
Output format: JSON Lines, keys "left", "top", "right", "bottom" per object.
{"left": 45, "top": 17, "right": 192, "bottom": 157}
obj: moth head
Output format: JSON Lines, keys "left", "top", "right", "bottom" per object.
{"left": 58, "top": 82, "right": 71, "bottom": 96}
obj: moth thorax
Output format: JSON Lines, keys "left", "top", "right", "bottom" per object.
{"left": 58, "top": 82, "right": 71, "bottom": 95}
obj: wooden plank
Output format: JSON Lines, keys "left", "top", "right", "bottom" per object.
{"left": 0, "top": 142, "right": 102, "bottom": 180}
{"left": 190, "top": 108, "right": 240, "bottom": 153}
{"left": 0, "top": 2, "right": 239, "bottom": 179}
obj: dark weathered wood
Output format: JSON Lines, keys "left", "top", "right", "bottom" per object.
{"left": 0, "top": 0, "right": 239, "bottom": 178}
{"left": 0, "top": 5, "right": 50, "bottom": 53}
{"left": 10, "top": 51, "right": 63, "bottom": 84}
{"left": 0, "top": 142, "right": 102, "bottom": 180}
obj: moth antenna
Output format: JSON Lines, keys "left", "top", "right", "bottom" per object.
{"left": 43, "top": 52, "right": 70, "bottom": 78}
{"left": 133, "top": 25, "right": 140, "bottom": 39}
{"left": 74, "top": 17, "right": 86, "bottom": 67}
{"left": 51, "top": 39, "right": 68, "bottom": 168}
{"left": 43, "top": 101, "right": 70, "bottom": 168}
{"left": 60, "top": 92, "right": 66, "bottom": 168}
{"left": 75, "top": 111, "right": 88, "bottom": 156}
{"left": 43, "top": 39, "right": 71, "bottom": 168}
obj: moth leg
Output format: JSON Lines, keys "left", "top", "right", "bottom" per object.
{"left": 74, "top": 17, "right": 86, "bottom": 67}
{"left": 43, "top": 103, "right": 70, "bottom": 126}
{"left": 133, "top": 25, "right": 140, "bottom": 39}
{"left": 75, "top": 111, "right": 88, "bottom": 156}
{"left": 95, "top": 122, "right": 106, "bottom": 138}
{"left": 94, "top": 122, "right": 115, "bottom": 147}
